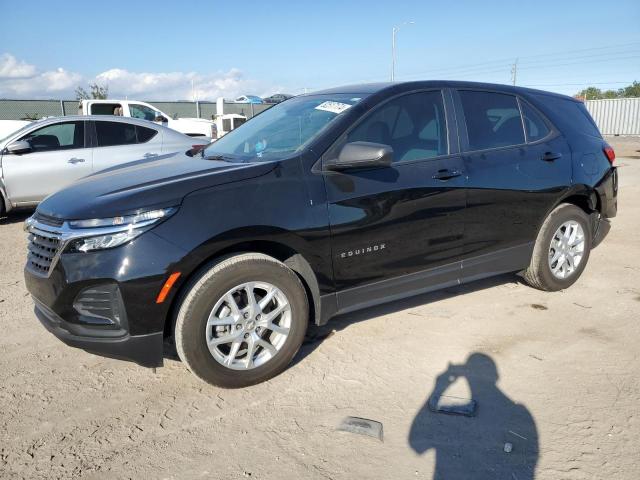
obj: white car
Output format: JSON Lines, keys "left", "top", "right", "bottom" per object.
{"left": 78, "top": 99, "right": 217, "bottom": 138}
{"left": 0, "top": 115, "right": 208, "bottom": 216}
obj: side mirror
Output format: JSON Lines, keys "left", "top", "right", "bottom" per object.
{"left": 325, "top": 141, "right": 393, "bottom": 171}
{"left": 6, "top": 140, "right": 32, "bottom": 155}
{"left": 154, "top": 115, "right": 169, "bottom": 123}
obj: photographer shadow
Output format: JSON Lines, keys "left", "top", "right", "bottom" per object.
{"left": 410, "top": 353, "right": 539, "bottom": 479}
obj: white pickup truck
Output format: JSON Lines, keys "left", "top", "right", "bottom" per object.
{"left": 78, "top": 99, "right": 217, "bottom": 138}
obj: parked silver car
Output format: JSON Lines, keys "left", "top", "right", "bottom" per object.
{"left": 0, "top": 115, "right": 209, "bottom": 216}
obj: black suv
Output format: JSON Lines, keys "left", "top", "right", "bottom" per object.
{"left": 24, "top": 81, "right": 618, "bottom": 388}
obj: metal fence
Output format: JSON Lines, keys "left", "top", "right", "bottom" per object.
{"left": 585, "top": 98, "right": 640, "bottom": 135}
{"left": 0, "top": 99, "right": 273, "bottom": 121}
{"left": 3, "top": 97, "right": 638, "bottom": 135}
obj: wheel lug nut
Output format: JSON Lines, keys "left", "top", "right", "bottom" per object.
{"left": 243, "top": 312, "right": 249, "bottom": 319}
{"left": 244, "top": 333, "right": 249, "bottom": 339}
{"left": 236, "top": 325, "right": 242, "bottom": 330}
{"left": 256, "top": 314, "right": 261, "bottom": 320}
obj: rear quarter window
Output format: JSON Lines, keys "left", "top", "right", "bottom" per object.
{"left": 136, "top": 125, "right": 158, "bottom": 143}
{"left": 532, "top": 95, "right": 601, "bottom": 138}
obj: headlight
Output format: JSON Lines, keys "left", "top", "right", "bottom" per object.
{"left": 67, "top": 207, "right": 176, "bottom": 253}
{"left": 68, "top": 208, "right": 175, "bottom": 229}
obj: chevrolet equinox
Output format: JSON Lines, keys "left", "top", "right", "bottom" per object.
{"left": 24, "top": 82, "right": 618, "bottom": 388}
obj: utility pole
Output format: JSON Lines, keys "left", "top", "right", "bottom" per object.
{"left": 391, "top": 21, "right": 415, "bottom": 82}
{"left": 510, "top": 58, "right": 518, "bottom": 86}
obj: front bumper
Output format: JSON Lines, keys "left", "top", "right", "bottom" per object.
{"left": 24, "top": 228, "right": 188, "bottom": 368}
{"left": 34, "top": 298, "right": 164, "bottom": 367}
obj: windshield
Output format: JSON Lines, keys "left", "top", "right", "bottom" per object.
{"left": 203, "top": 94, "right": 367, "bottom": 162}
{"left": 0, "top": 121, "right": 36, "bottom": 144}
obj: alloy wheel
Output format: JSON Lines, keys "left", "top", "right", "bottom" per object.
{"left": 205, "top": 281, "right": 291, "bottom": 370}
{"left": 548, "top": 220, "right": 585, "bottom": 280}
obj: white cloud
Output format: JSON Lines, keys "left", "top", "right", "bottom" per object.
{"left": 0, "top": 53, "right": 275, "bottom": 100}
{"left": 0, "top": 54, "right": 82, "bottom": 97}
{"left": 0, "top": 53, "right": 37, "bottom": 78}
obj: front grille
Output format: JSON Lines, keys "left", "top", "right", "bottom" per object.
{"left": 27, "top": 230, "right": 61, "bottom": 276}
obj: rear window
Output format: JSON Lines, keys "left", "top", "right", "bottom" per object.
{"left": 459, "top": 91, "right": 525, "bottom": 151}
{"left": 90, "top": 103, "right": 124, "bottom": 116}
{"left": 96, "top": 121, "right": 137, "bottom": 147}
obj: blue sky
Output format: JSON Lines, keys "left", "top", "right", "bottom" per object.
{"left": 0, "top": 0, "right": 638, "bottom": 99}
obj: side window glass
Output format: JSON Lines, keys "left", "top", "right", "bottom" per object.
{"left": 95, "top": 121, "right": 137, "bottom": 147}
{"left": 345, "top": 91, "right": 448, "bottom": 163}
{"left": 91, "top": 103, "right": 123, "bottom": 116}
{"left": 130, "top": 104, "right": 158, "bottom": 121}
{"left": 520, "top": 101, "right": 550, "bottom": 142}
{"left": 21, "top": 121, "right": 84, "bottom": 152}
{"left": 136, "top": 125, "right": 158, "bottom": 143}
{"left": 459, "top": 91, "right": 525, "bottom": 150}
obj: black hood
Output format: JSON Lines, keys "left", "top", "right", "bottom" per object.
{"left": 37, "top": 151, "right": 276, "bottom": 220}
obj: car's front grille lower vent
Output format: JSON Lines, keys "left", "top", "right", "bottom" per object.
{"left": 27, "top": 230, "right": 62, "bottom": 276}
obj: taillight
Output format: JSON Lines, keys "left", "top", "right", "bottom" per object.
{"left": 603, "top": 144, "right": 615, "bottom": 164}
{"left": 191, "top": 144, "right": 207, "bottom": 153}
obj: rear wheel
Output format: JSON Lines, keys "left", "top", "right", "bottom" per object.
{"left": 175, "top": 253, "right": 308, "bottom": 388}
{"left": 0, "top": 194, "right": 6, "bottom": 219}
{"left": 522, "top": 204, "right": 592, "bottom": 291}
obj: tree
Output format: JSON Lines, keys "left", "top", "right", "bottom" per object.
{"left": 620, "top": 81, "right": 640, "bottom": 98}
{"left": 576, "top": 81, "right": 639, "bottom": 100}
{"left": 577, "top": 86, "right": 602, "bottom": 100}
{"left": 75, "top": 83, "right": 109, "bottom": 100}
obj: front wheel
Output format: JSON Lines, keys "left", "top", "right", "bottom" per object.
{"left": 175, "top": 253, "right": 308, "bottom": 388}
{"left": 522, "top": 204, "right": 592, "bottom": 291}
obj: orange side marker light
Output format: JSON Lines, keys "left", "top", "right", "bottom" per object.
{"left": 156, "top": 272, "right": 181, "bottom": 304}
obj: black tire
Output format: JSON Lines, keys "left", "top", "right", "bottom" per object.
{"left": 175, "top": 253, "right": 308, "bottom": 388}
{"left": 0, "top": 194, "right": 6, "bottom": 219}
{"left": 522, "top": 204, "right": 592, "bottom": 291}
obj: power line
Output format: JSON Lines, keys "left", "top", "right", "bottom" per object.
{"left": 396, "top": 42, "right": 640, "bottom": 81}
{"left": 522, "top": 81, "right": 636, "bottom": 87}
{"left": 515, "top": 41, "right": 640, "bottom": 60}
{"left": 518, "top": 49, "right": 640, "bottom": 66}
{"left": 517, "top": 54, "right": 640, "bottom": 70}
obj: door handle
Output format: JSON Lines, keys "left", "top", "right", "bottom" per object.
{"left": 67, "top": 157, "right": 85, "bottom": 164}
{"left": 541, "top": 152, "right": 562, "bottom": 162}
{"left": 432, "top": 168, "right": 462, "bottom": 181}
{"left": 143, "top": 153, "right": 159, "bottom": 159}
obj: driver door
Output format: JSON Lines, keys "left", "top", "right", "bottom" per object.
{"left": 323, "top": 90, "right": 467, "bottom": 312}
{"left": 2, "top": 120, "right": 92, "bottom": 204}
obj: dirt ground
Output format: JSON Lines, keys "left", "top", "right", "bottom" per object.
{"left": 1, "top": 149, "right": 639, "bottom": 479}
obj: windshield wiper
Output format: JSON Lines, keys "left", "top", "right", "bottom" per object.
{"left": 203, "top": 153, "right": 227, "bottom": 161}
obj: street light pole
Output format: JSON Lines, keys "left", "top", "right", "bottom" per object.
{"left": 391, "top": 21, "right": 414, "bottom": 82}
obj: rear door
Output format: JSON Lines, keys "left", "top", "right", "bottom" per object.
{"left": 324, "top": 89, "right": 466, "bottom": 311}
{"left": 454, "top": 89, "right": 571, "bottom": 279}
{"left": 2, "top": 120, "right": 92, "bottom": 203}
{"left": 91, "top": 120, "right": 163, "bottom": 172}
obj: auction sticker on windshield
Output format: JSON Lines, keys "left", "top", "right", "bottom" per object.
{"left": 315, "top": 101, "right": 352, "bottom": 114}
